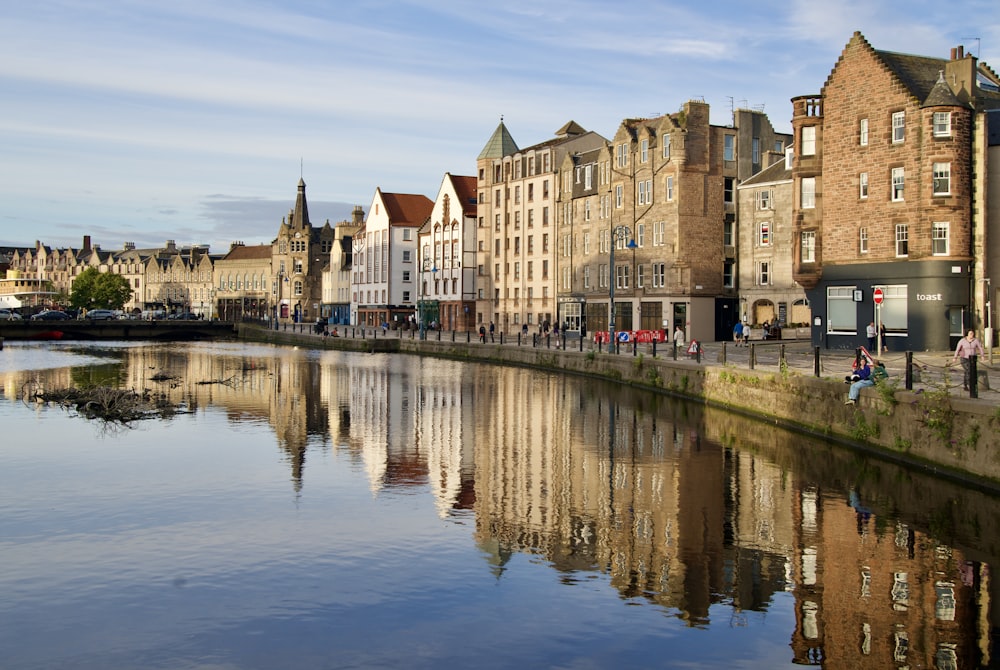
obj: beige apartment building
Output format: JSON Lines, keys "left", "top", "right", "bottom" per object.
{"left": 476, "top": 120, "right": 607, "bottom": 334}
{"left": 321, "top": 205, "right": 364, "bottom": 326}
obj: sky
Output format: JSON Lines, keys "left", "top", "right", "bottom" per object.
{"left": 2, "top": 0, "right": 998, "bottom": 253}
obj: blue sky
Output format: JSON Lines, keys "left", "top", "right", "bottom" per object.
{"left": 2, "top": 0, "right": 997, "bottom": 252}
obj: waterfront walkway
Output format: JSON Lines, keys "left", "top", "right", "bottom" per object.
{"left": 268, "top": 323, "right": 999, "bottom": 404}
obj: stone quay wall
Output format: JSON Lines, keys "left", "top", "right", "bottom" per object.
{"left": 239, "top": 324, "right": 1000, "bottom": 491}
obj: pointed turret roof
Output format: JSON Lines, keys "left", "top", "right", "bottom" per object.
{"left": 290, "top": 178, "right": 310, "bottom": 229}
{"left": 478, "top": 120, "right": 519, "bottom": 160}
{"left": 923, "top": 70, "right": 966, "bottom": 108}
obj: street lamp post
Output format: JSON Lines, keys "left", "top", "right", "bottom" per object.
{"left": 609, "top": 225, "right": 637, "bottom": 351}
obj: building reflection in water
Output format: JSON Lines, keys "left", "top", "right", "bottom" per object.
{"left": 0, "top": 341, "right": 994, "bottom": 667}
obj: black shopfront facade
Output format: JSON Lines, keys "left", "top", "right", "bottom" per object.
{"left": 806, "top": 260, "right": 971, "bottom": 352}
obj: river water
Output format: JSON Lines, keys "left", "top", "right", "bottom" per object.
{"left": 0, "top": 340, "right": 996, "bottom": 669}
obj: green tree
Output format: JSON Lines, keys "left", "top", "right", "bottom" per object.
{"left": 70, "top": 268, "right": 133, "bottom": 311}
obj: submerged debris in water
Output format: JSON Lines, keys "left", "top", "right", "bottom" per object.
{"left": 24, "top": 384, "right": 188, "bottom": 424}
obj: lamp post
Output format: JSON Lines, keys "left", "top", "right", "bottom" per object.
{"left": 609, "top": 225, "right": 637, "bottom": 351}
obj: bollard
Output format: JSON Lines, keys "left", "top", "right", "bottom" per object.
{"left": 720, "top": 341, "right": 727, "bottom": 365}
{"left": 533, "top": 334, "right": 537, "bottom": 348}
{"left": 466, "top": 331, "right": 470, "bottom": 343}
{"left": 970, "top": 354, "right": 979, "bottom": 399}
{"left": 779, "top": 344, "right": 785, "bottom": 368}
{"left": 749, "top": 343, "right": 755, "bottom": 370}
{"left": 695, "top": 345, "right": 701, "bottom": 364}
{"left": 437, "top": 329, "right": 441, "bottom": 341}
{"left": 671, "top": 343, "right": 677, "bottom": 360}
{"left": 814, "top": 346, "right": 821, "bottom": 377}
{"left": 905, "top": 351, "right": 913, "bottom": 390}
{"left": 652, "top": 340, "right": 657, "bottom": 358}
{"left": 579, "top": 335, "right": 583, "bottom": 352}
{"left": 632, "top": 339, "right": 637, "bottom": 356}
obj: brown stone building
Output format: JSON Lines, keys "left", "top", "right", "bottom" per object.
{"left": 559, "top": 102, "right": 790, "bottom": 343}
{"left": 272, "top": 179, "right": 335, "bottom": 324}
{"left": 792, "top": 32, "right": 1000, "bottom": 351}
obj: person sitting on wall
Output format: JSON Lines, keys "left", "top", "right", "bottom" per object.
{"left": 845, "top": 359, "right": 887, "bottom": 405}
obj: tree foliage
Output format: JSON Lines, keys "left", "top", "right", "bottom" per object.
{"left": 70, "top": 268, "right": 134, "bottom": 311}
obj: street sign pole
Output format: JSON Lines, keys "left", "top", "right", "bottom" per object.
{"left": 873, "top": 288, "right": 884, "bottom": 355}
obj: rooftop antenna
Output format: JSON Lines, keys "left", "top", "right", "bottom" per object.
{"left": 960, "top": 37, "right": 981, "bottom": 59}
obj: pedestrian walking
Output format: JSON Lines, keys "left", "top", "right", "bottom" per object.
{"left": 866, "top": 321, "right": 876, "bottom": 353}
{"left": 489, "top": 321, "right": 495, "bottom": 343}
{"left": 733, "top": 321, "right": 743, "bottom": 347}
{"left": 953, "top": 330, "right": 986, "bottom": 391}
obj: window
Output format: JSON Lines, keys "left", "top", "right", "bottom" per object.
{"left": 615, "top": 184, "right": 623, "bottom": 208}
{"left": 584, "top": 199, "right": 591, "bottom": 221}
{"left": 859, "top": 172, "right": 869, "bottom": 199}
{"left": 757, "top": 261, "right": 770, "bottom": 285}
{"left": 932, "top": 222, "right": 949, "bottom": 255}
{"left": 882, "top": 286, "right": 909, "bottom": 334}
{"left": 666, "top": 176, "right": 674, "bottom": 201}
{"left": 653, "top": 221, "right": 665, "bottom": 246}
{"left": 892, "top": 167, "right": 905, "bottom": 201}
{"left": 859, "top": 118, "right": 868, "bottom": 146}
{"left": 616, "top": 143, "right": 628, "bottom": 168}
{"left": 640, "top": 139, "right": 648, "bottom": 163}
{"left": 933, "top": 162, "right": 951, "bottom": 195}
{"left": 801, "top": 231, "right": 816, "bottom": 262}
{"left": 662, "top": 134, "right": 671, "bottom": 159}
{"left": 933, "top": 111, "right": 951, "bottom": 137}
{"left": 758, "top": 222, "right": 771, "bottom": 246}
{"left": 801, "top": 177, "right": 816, "bottom": 209}
{"left": 723, "top": 218, "right": 734, "bottom": 246}
{"left": 724, "top": 177, "right": 734, "bottom": 204}
{"left": 801, "top": 126, "right": 816, "bottom": 156}
{"left": 584, "top": 165, "right": 592, "bottom": 189}
{"left": 892, "top": 111, "right": 905, "bottom": 143}
{"left": 828, "top": 286, "right": 858, "bottom": 333}
{"left": 756, "top": 189, "right": 772, "bottom": 210}
{"left": 752, "top": 137, "right": 760, "bottom": 164}
{"left": 859, "top": 227, "right": 868, "bottom": 254}
{"left": 652, "top": 262, "right": 665, "bottom": 288}
{"left": 723, "top": 261, "right": 734, "bottom": 288}
{"left": 895, "top": 223, "right": 908, "bottom": 257}
{"left": 637, "top": 180, "right": 647, "bottom": 205}
{"left": 723, "top": 135, "right": 735, "bottom": 161}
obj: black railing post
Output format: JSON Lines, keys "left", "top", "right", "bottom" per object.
{"left": 814, "top": 346, "right": 821, "bottom": 377}
{"left": 652, "top": 340, "right": 657, "bottom": 358}
{"left": 905, "top": 351, "right": 913, "bottom": 390}
{"left": 720, "top": 341, "right": 727, "bottom": 365}
{"left": 779, "top": 344, "right": 785, "bottom": 369}
{"left": 749, "top": 343, "right": 756, "bottom": 370}
{"left": 970, "top": 354, "right": 979, "bottom": 398}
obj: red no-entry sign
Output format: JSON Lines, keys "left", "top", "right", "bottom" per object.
{"left": 873, "top": 288, "right": 884, "bottom": 305}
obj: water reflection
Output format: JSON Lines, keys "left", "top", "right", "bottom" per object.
{"left": 0, "top": 340, "right": 995, "bottom": 668}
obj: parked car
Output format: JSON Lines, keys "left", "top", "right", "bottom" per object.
{"left": 85, "top": 309, "right": 117, "bottom": 321}
{"left": 168, "top": 312, "right": 199, "bottom": 320}
{"left": 0, "top": 308, "right": 22, "bottom": 321}
{"left": 31, "top": 310, "right": 71, "bottom": 321}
